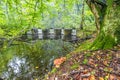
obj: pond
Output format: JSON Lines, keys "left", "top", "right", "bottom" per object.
{"left": 0, "top": 40, "right": 74, "bottom": 80}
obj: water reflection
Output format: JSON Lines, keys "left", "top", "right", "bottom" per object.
{"left": 0, "top": 40, "right": 74, "bottom": 80}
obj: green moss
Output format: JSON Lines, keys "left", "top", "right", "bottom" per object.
{"left": 103, "top": 35, "right": 115, "bottom": 49}
{"left": 70, "top": 63, "right": 79, "bottom": 69}
{"left": 90, "top": 32, "right": 115, "bottom": 50}
{"left": 66, "top": 54, "right": 71, "bottom": 59}
{"left": 83, "top": 58, "right": 88, "bottom": 64}
{"left": 75, "top": 40, "right": 92, "bottom": 52}
{"left": 90, "top": 32, "right": 104, "bottom": 50}
{"left": 84, "top": 53, "right": 92, "bottom": 57}
{"left": 115, "top": 25, "right": 120, "bottom": 44}
{"left": 51, "top": 68, "right": 57, "bottom": 74}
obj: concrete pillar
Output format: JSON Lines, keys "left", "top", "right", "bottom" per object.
{"left": 38, "top": 29, "right": 43, "bottom": 39}
{"left": 71, "top": 28, "right": 76, "bottom": 36}
{"left": 61, "top": 29, "right": 64, "bottom": 35}
{"left": 49, "top": 28, "right": 55, "bottom": 39}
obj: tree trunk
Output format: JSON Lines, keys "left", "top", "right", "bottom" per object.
{"left": 86, "top": 0, "right": 120, "bottom": 49}
{"left": 80, "top": 0, "right": 85, "bottom": 30}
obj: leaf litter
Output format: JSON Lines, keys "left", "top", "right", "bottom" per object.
{"left": 46, "top": 46, "right": 120, "bottom": 80}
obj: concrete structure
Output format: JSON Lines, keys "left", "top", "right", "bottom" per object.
{"left": 21, "top": 28, "right": 77, "bottom": 41}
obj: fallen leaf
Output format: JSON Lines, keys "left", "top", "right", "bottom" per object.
{"left": 99, "top": 77, "right": 104, "bottom": 80}
{"left": 103, "top": 61, "right": 108, "bottom": 66}
{"left": 54, "top": 57, "right": 66, "bottom": 68}
{"left": 83, "top": 70, "right": 89, "bottom": 74}
{"left": 83, "top": 78, "right": 89, "bottom": 80}
{"left": 96, "top": 55, "right": 101, "bottom": 60}
{"left": 89, "top": 59, "right": 96, "bottom": 67}
{"left": 89, "top": 75, "right": 95, "bottom": 80}
{"left": 81, "top": 73, "right": 91, "bottom": 77}
{"left": 109, "top": 74, "right": 116, "bottom": 80}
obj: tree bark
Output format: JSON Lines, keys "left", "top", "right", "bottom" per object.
{"left": 80, "top": 0, "right": 85, "bottom": 30}
{"left": 86, "top": 0, "right": 120, "bottom": 49}
{"left": 86, "top": 0, "right": 107, "bottom": 31}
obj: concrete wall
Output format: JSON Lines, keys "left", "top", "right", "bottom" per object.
{"left": 22, "top": 28, "right": 77, "bottom": 41}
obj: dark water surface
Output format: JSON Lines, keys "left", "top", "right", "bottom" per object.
{"left": 0, "top": 40, "right": 74, "bottom": 80}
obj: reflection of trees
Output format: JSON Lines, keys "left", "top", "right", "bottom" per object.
{"left": 1, "top": 40, "right": 74, "bottom": 80}
{"left": 2, "top": 57, "right": 34, "bottom": 80}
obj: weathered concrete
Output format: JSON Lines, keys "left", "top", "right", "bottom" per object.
{"left": 21, "top": 28, "right": 77, "bottom": 41}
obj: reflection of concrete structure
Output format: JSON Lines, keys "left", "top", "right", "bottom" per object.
{"left": 24, "top": 28, "right": 77, "bottom": 41}
{"left": 71, "top": 36, "right": 77, "bottom": 40}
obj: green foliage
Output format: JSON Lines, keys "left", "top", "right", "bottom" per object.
{"left": 107, "top": 0, "right": 114, "bottom": 7}
{"left": 84, "top": 53, "right": 92, "bottom": 57}
{"left": 113, "top": 7, "right": 120, "bottom": 44}
{"left": 51, "top": 68, "right": 57, "bottom": 74}
{"left": 0, "top": 0, "right": 95, "bottom": 39}
{"left": 83, "top": 58, "right": 88, "bottom": 64}
{"left": 0, "top": 28, "right": 4, "bottom": 35}
{"left": 66, "top": 54, "right": 71, "bottom": 59}
{"left": 115, "top": 26, "right": 120, "bottom": 44}
{"left": 0, "top": 46, "right": 15, "bottom": 75}
{"left": 70, "top": 63, "right": 79, "bottom": 69}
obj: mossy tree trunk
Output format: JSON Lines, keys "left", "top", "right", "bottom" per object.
{"left": 86, "top": 0, "right": 120, "bottom": 49}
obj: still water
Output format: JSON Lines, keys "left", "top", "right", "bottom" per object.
{"left": 0, "top": 40, "right": 74, "bottom": 80}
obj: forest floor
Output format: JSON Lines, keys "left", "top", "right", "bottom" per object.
{"left": 44, "top": 36, "right": 120, "bottom": 80}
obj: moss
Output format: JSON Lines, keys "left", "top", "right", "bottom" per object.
{"left": 83, "top": 58, "right": 88, "bottom": 64}
{"left": 70, "top": 63, "right": 79, "bottom": 69}
{"left": 103, "top": 35, "right": 115, "bottom": 49}
{"left": 90, "top": 32, "right": 104, "bottom": 50}
{"left": 75, "top": 40, "right": 92, "bottom": 52}
{"left": 66, "top": 54, "right": 71, "bottom": 59}
{"left": 115, "top": 25, "right": 120, "bottom": 44}
{"left": 70, "top": 63, "right": 79, "bottom": 70}
{"left": 84, "top": 53, "right": 92, "bottom": 57}
{"left": 51, "top": 68, "right": 57, "bottom": 74}
{"left": 90, "top": 32, "right": 115, "bottom": 50}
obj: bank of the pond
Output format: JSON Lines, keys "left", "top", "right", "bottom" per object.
{"left": 45, "top": 40, "right": 120, "bottom": 80}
